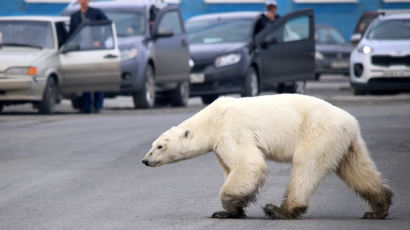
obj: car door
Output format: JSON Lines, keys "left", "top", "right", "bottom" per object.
{"left": 58, "top": 20, "right": 121, "bottom": 93}
{"left": 151, "top": 6, "right": 190, "bottom": 83}
{"left": 255, "top": 9, "right": 315, "bottom": 86}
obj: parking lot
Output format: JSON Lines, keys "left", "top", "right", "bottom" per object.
{"left": 1, "top": 75, "right": 410, "bottom": 230}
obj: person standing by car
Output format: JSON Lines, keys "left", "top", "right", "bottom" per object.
{"left": 69, "top": 0, "right": 108, "bottom": 113}
{"left": 253, "top": 0, "right": 280, "bottom": 37}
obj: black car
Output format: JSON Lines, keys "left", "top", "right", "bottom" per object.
{"left": 315, "top": 25, "right": 354, "bottom": 80}
{"left": 61, "top": 0, "right": 190, "bottom": 108}
{"left": 185, "top": 9, "right": 315, "bottom": 104}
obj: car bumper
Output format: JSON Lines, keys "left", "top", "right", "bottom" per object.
{"left": 350, "top": 51, "right": 410, "bottom": 92}
{"left": 316, "top": 58, "right": 349, "bottom": 75}
{"left": 0, "top": 75, "right": 45, "bottom": 101}
{"left": 189, "top": 62, "right": 247, "bottom": 97}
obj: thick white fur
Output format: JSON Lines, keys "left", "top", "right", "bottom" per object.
{"left": 143, "top": 94, "right": 391, "bottom": 218}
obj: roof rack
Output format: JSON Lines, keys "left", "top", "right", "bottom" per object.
{"left": 377, "top": 9, "right": 410, "bottom": 15}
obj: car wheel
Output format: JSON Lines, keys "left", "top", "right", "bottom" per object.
{"left": 286, "top": 80, "right": 306, "bottom": 94}
{"left": 315, "top": 73, "right": 321, "bottom": 81}
{"left": 170, "top": 81, "right": 190, "bottom": 107}
{"left": 38, "top": 77, "right": 57, "bottom": 114}
{"left": 241, "top": 67, "right": 259, "bottom": 97}
{"left": 201, "top": 95, "right": 219, "bottom": 104}
{"left": 133, "top": 65, "right": 155, "bottom": 109}
{"left": 71, "top": 96, "right": 83, "bottom": 110}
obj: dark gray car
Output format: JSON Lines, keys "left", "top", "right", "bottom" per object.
{"left": 186, "top": 9, "right": 315, "bottom": 104}
{"left": 315, "top": 25, "right": 354, "bottom": 80}
{"left": 61, "top": 1, "right": 190, "bottom": 108}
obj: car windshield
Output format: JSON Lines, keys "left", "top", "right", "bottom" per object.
{"left": 316, "top": 27, "right": 346, "bottom": 44}
{"left": 105, "top": 12, "right": 145, "bottom": 37}
{"left": 186, "top": 17, "right": 253, "bottom": 44}
{"left": 0, "top": 20, "right": 54, "bottom": 49}
{"left": 367, "top": 19, "right": 410, "bottom": 40}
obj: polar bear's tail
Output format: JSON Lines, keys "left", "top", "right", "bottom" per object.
{"left": 336, "top": 133, "right": 393, "bottom": 219}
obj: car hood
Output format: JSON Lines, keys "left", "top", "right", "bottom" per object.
{"left": 360, "top": 40, "right": 410, "bottom": 54}
{"left": 117, "top": 36, "right": 145, "bottom": 50}
{"left": 316, "top": 43, "right": 354, "bottom": 53}
{"left": 0, "top": 48, "right": 53, "bottom": 72}
{"left": 189, "top": 43, "right": 247, "bottom": 61}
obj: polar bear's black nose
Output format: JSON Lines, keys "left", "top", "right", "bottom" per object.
{"left": 142, "top": 159, "right": 149, "bottom": 166}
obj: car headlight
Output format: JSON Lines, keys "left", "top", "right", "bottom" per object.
{"left": 120, "top": 48, "right": 138, "bottom": 61}
{"left": 358, "top": 45, "right": 373, "bottom": 54}
{"left": 315, "top": 51, "right": 324, "bottom": 60}
{"left": 215, "top": 53, "right": 241, "bottom": 68}
{"left": 4, "top": 67, "right": 38, "bottom": 76}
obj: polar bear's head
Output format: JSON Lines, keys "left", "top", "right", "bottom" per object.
{"left": 142, "top": 126, "right": 198, "bottom": 167}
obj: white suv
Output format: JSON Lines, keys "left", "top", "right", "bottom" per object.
{"left": 350, "top": 13, "right": 410, "bottom": 95}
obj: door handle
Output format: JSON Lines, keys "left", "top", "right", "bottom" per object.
{"left": 181, "top": 39, "right": 188, "bottom": 47}
{"left": 104, "top": 54, "right": 118, "bottom": 59}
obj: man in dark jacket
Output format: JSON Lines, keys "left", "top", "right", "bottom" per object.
{"left": 69, "top": 0, "right": 108, "bottom": 113}
{"left": 253, "top": 0, "right": 280, "bottom": 37}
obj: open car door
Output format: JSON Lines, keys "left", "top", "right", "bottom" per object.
{"left": 255, "top": 9, "right": 315, "bottom": 86}
{"left": 151, "top": 6, "right": 190, "bottom": 84}
{"left": 59, "top": 20, "right": 121, "bottom": 93}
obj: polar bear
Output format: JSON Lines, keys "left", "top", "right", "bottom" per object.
{"left": 142, "top": 94, "right": 392, "bottom": 219}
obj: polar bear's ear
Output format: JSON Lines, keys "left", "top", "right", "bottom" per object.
{"left": 183, "top": 129, "right": 193, "bottom": 139}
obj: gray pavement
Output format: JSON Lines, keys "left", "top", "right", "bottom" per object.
{"left": 1, "top": 75, "right": 410, "bottom": 230}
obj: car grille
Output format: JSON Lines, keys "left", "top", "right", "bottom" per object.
{"left": 372, "top": 55, "right": 410, "bottom": 66}
{"left": 323, "top": 52, "right": 350, "bottom": 59}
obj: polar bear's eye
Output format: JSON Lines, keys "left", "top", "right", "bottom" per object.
{"left": 157, "top": 145, "right": 163, "bottom": 149}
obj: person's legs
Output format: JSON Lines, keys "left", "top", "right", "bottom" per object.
{"left": 81, "top": 92, "right": 92, "bottom": 113}
{"left": 94, "top": 91, "right": 104, "bottom": 112}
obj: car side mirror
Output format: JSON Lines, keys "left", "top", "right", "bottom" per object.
{"left": 153, "top": 28, "right": 174, "bottom": 39}
{"left": 61, "top": 44, "right": 80, "bottom": 53}
{"left": 261, "top": 35, "right": 277, "bottom": 49}
{"left": 350, "top": 33, "right": 362, "bottom": 44}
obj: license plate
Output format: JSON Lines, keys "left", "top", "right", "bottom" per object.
{"left": 330, "top": 61, "right": 349, "bottom": 69}
{"left": 190, "top": 73, "right": 205, "bottom": 84}
{"left": 383, "top": 70, "right": 410, "bottom": 77}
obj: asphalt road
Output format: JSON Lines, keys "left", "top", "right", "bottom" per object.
{"left": 1, "top": 76, "right": 410, "bottom": 230}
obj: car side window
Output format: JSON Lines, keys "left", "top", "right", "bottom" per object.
{"left": 158, "top": 11, "right": 183, "bottom": 35}
{"left": 65, "top": 23, "right": 114, "bottom": 51}
{"left": 268, "top": 15, "right": 309, "bottom": 44}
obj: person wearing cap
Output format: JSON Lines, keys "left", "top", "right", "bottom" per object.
{"left": 253, "top": 0, "right": 280, "bottom": 36}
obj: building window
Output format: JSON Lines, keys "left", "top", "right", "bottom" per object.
{"left": 293, "top": 0, "right": 358, "bottom": 3}
{"left": 25, "top": 0, "right": 180, "bottom": 3}
{"left": 204, "top": 0, "right": 265, "bottom": 3}
{"left": 383, "top": 0, "right": 410, "bottom": 2}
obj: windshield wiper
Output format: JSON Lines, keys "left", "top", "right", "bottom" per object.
{"left": 0, "top": 43, "right": 43, "bottom": 49}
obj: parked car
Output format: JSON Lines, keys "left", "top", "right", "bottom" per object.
{"left": 185, "top": 9, "right": 315, "bottom": 104}
{"left": 315, "top": 25, "right": 353, "bottom": 80}
{"left": 0, "top": 16, "right": 121, "bottom": 114}
{"left": 350, "top": 13, "right": 410, "bottom": 95}
{"left": 61, "top": 0, "right": 191, "bottom": 108}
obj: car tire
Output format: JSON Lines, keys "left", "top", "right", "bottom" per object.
{"left": 315, "top": 73, "right": 321, "bottom": 81}
{"left": 241, "top": 67, "right": 259, "bottom": 97}
{"left": 170, "top": 81, "right": 189, "bottom": 107}
{"left": 201, "top": 95, "right": 219, "bottom": 105}
{"left": 286, "top": 80, "right": 306, "bottom": 94}
{"left": 71, "top": 96, "right": 83, "bottom": 110}
{"left": 38, "top": 77, "right": 57, "bottom": 114}
{"left": 133, "top": 65, "right": 155, "bottom": 109}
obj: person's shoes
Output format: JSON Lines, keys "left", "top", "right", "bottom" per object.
{"left": 94, "top": 108, "right": 102, "bottom": 114}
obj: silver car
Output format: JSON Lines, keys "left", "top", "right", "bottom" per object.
{"left": 0, "top": 16, "right": 121, "bottom": 114}
{"left": 350, "top": 13, "right": 410, "bottom": 95}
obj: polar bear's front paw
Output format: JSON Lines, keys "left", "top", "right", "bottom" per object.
{"left": 263, "top": 204, "right": 287, "bottom": 219}
{"left": 211, "top": 211, "right": 246, "bottom": 219}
